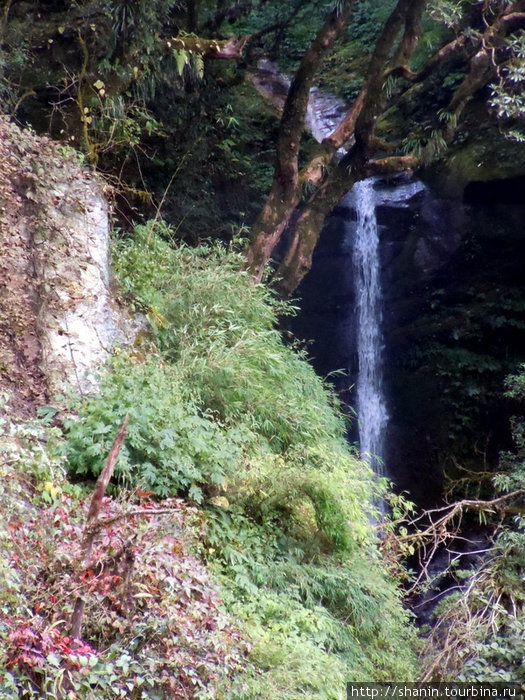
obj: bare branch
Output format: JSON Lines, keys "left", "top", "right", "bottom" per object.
{"left": 70, "top": 414, "right": 129, "bottom": 639}
{"left": 84, "top": 506, "right": 184, "bottom": 536}
{"left": 397, "top": 489, "right": 525, "bottom": 592}
{"left": 86, "top": 414, "right": 129, "bottom": 526}
{"left": 169, "top": 34, "right": 251, "bottom": 60}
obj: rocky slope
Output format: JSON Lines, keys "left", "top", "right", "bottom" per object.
{"left": 0, "top": 118, "right": 141, "bottom": 415}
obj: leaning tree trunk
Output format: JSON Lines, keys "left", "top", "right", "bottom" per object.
{"left": 273, "top": 152, "right": 360, "bottom": 297}
{"left": 245, "top": 2, "right": 354, "bottom": 283}
{"left": 272, "top": 0, "right": 426, "bottom": 296}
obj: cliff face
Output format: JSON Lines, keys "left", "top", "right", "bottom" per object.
{"left": 288, "top": 172, "right": 525, "bottom": 505}
{"left": 0, "top": 118, "right": 139, "bottom": 415}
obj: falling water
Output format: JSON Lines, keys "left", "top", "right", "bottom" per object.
{"left": 353, "top": 179, "right": 388, "bottom": 475}
{"left": 253, "top": 63, "right": 391, "bottom": 475}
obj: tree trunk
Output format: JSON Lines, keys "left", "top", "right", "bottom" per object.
{"left": 245, "top": 2, "right": 354, "bottom": 283}
{"left": 274, "top": 151, "right": 360, "bottom": 297}
{"left": 187, "top": 0, "right": 199, "bottom": 32}
{"left": 273, "top": 0, "right": 428, "bottom": 297}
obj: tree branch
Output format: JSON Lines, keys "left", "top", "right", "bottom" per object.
{"left": 169, "top": 34, "right": 251, "bottom": 59}
{"left": 400, "top": 488, "right": 525, "bottom": 592}
{"left": 365, "top": 154, "right": 419, "bottom": 175}
{"left": 246, "top": 2, "right": 355, "bottom": 283}
{"left": 70, "top": 414, "right": 129, "bottom": 639}
{"left": 391, "top": 0, "right": 428, "bottom": 70}
{"left": 354, "top": 0, "right": 419, "bottom": 153}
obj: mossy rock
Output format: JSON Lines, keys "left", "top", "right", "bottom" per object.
{"left": 425, "top": 101, "right": 525, "bottom": 196}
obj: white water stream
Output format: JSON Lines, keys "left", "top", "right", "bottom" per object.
{"left": 305, "top": 79, "right": 389, "bottom": 475}
{"left": 352, "top": 180, "right": 388, "bottom": 474}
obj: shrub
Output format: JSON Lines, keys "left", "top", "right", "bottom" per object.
{"left": 59, "top": 223, "right": 420, "bottom": 691}
{"left": 65, "top": 355, "right": 241, "bottom": 502}
{"left": 114, "top": 224, "right": 348, "bottom": 451}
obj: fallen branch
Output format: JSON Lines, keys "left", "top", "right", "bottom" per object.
{"left": 83, "top": 507, "right": 185, "bottom": 537}
{"left": 398, "top": 488, "right": 525, "bottom": 592}
{"left": 70, "top": 414, "right": 129, "bottom": 639}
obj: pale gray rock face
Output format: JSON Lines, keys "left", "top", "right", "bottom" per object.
{"left": 34, "top": 175, "right": 143, "bottom": 394}
{"left": 0, "top": 117, "right": 145, "bottom": 408}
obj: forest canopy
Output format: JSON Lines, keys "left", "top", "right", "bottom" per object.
{"left": 2, "top": 0, "right": 525, "bottom": 294}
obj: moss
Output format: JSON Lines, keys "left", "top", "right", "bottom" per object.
{"left": 376, "top": 105, "right": 406, "bottom": 142}
{"left": 317, "top": 41, "right": 369, "bottom": 101}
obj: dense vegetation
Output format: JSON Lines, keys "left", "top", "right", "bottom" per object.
{"left": 0, "top": 0, "right": 524, "bottom": 696}
{"left": 0, "top": 226, "right": 418, "bottom": 697}
{"left": 420, "top": 366, "right": 525, "bottom": 683}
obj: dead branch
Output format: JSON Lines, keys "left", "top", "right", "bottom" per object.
{"left": 70, "top": 414, "right": 129, "bottom": 639}
{"left": 86, "top": 415, "right": 129, "bottom": 526}
{"left": 169, "top": 34, "right": 251, "bottom": 60}
{"left": 398, "top": 489, "right": 525, "bottom": 592}
{"left": 84, "top": 506, "right": 184, "bottom": 537}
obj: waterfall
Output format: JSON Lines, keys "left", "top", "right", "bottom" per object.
{"left": 296, "top": 75, "right": 390, "bottom": 475}
{"left": 353, "top": 179, "right": 388, "bottom": 475}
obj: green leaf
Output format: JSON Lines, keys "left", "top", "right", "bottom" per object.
{"left": 173, "top": 49, "right": 188, "bottom": 76}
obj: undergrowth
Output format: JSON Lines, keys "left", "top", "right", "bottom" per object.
{"left": 1, "top": 222, "right": 419, "bottom": 697}
{"left": 110, "top": 223, "right": 419, "bottom": 691}
{"left": 0, "top": 407, "right": 247, "bottom": 698}
{"left": 421, "top": 367, "right": 525, "bottom": 683}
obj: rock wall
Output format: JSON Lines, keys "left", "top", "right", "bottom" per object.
{"left": 289, "top": 173, "right": 525, "bottom": 506}
{"left": 0, "top": 118, "right": 141, "bottom": 415}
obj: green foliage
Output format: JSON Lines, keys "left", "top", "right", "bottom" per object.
{"left": 345, "top": 0, "right": 396, "bottom": 49}
{"left": 428, "top": 0, "right": 465, "bottom": 29}
{"left": 110, "top": 224, "right": 418, "bottom": 687}
{"left": 202, "top": 497, "right": 417, "bottom": 693}
{"left": 114, "top": 224, "right": 351, "bottom": 452}
{"left": 205, "top": 508, "right": 418, "bottom": 694}
{"left": 226, "top": 1, "right": 321, "bottom": 71}
{"left": 316, "top": 2, "right": 396, "bottom": 101}
{"left": 423, "top": 366, "right": 525, "bottom": 682}
{"left": 401, "top": 125, "right": 448, "bottom": 164}
{"left": 102, "top": 0, "right": 183, "bottom": 59}
{"left": 461, "top": 617, "right": 525, "bottom": 684}
{"left": 65, "top": 355, "right": 241, "bottom": 501}
{"left": 396, "top": 244, "right": 525, "bottom": 472}
{"left": 489, "top": 31, "right": 525, "bottom": 140}
{"left": 405, "top": 344, "right": 503, "bottom": 444}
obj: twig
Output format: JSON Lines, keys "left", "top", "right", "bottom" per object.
{"left": 146, "top": 143, "right": 195, "bottom": 244}
{"left": 70, "top": 414, "right": 129, "bottom": 639}
{"left": 84, "top": 507, "right": 183, "bottom": 536}
{"left": 11, "top": 90, "right": 36, "bottom": 117}
{"left": 387, "top": 489, "right": 525, "bottom": 594}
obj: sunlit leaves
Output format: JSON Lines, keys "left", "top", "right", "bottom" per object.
{"left": 173, "top": 48, "right": 189, "bottom": 75}
{"left": 428, "top": 0, "right": 464, "bottom": 29}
